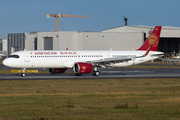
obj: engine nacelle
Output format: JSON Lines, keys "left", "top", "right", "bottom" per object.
{"left": 73, "top": 62, "right": 92, "bottom": 74}
{"left": 49, "top": 68, "right": 67, "bottom": 74}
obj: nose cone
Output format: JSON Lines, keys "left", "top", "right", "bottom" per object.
{"left": 3, "top": 59, "right": 12, "bottom": 67}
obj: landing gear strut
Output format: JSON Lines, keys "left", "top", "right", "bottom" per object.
{"left": 21, "top": 68, "right": 26, "bottom": 77}
{"left": 92, "top": 67, "right": 100, "bottom": 76}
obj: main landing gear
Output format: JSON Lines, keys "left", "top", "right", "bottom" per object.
{"left": 92, "top": 67, "right": 100, "bottom": 76}
{"left": 92, "top": 70, "right": 100, "bottom": 76}
{"left": 74, "top": 67, "right": 100, "bottom": 76}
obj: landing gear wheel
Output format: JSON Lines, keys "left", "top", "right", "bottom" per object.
{"left": 92, "top": 71, "right": 100, "bottom": 76}
{"left": 95, "top": 71, "right": 100, "bottom": 76}
{"left": 21, "top": 73, "right": 26, "bottom": 77}
{"left": 75, "top": 73, "right": 82, "bottom": 76}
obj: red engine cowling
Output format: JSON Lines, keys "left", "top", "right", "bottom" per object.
{"left": 49, "top": 68, "right": 67, "bottom": 74}
{"left": 73, "top": 62, "right": 92, "bottom": 74}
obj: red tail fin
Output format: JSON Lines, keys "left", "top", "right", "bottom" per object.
{"left": 138, "top": 26, "right": 161, "bottom": 51}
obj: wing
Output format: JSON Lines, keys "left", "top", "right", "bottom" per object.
{"left": 87, "top": 56, "right": 136, "bottom": 68}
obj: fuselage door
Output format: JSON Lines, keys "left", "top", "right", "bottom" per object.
{"left": 24, "top": 52, "right": 30, "bottom": 62}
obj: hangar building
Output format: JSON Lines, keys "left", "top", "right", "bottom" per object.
{"left": 7, "top": 25, "right": 180, "bottom": 57}
{"left": 103, "top": 26, "right": 180, "bottom": 55}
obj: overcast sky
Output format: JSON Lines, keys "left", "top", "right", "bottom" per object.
{"left": 0, "top": 0, "right": 180, "bottom": 37}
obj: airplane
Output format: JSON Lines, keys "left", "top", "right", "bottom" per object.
{"left": 3, "top": 26, "right": 164, "bottom": 77}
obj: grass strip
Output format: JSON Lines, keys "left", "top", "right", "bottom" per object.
{"left": 0, "top": 78, "right": 180, "bottom": 119}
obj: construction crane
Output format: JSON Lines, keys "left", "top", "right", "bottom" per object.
{"left": 47, "top": 14, "right": 91, "bottom": 31}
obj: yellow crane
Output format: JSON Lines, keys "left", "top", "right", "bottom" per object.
{"left": 47, "top": 14, "right": 91, "bottom": 31}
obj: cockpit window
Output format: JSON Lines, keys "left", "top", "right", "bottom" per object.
{"left": 9, "top": 55, "right": 19, "bottom": 58}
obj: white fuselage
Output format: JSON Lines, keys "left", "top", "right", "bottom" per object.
{"left": 3, "top": 50, "right": 163, "bottom": 69}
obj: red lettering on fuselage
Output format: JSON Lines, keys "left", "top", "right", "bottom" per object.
{"left": 34, "top": 52, "right": 57, "bottom": 55}
{"left": 34, "top": 51, "right": 77, "bottom": 55}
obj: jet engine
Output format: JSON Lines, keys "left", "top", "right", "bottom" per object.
{"left": 73, "top": 62, "right": 92, "bottom": 74}
{"left": 49, "top": 68, "right": 67, "bottom": 74}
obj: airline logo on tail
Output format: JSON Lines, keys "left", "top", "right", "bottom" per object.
{"left": 138, "top": 26, "right": 161, "bottom": 51}
{"left": 148, "top": 34, "right": 158, "bottom": 47}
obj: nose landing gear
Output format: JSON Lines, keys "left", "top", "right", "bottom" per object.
{"left": 21, "top": 73, "right": 26, "bottom": 77}
{"left": 21, "top": 68, "right": 26, "bottom": 77}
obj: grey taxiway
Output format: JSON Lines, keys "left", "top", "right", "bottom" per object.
{"left": 0, "top": 67, "right": 180, "bottom": 80}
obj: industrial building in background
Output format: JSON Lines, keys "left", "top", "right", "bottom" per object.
{"left": 6, "top": 25, "right": 180, "bottom": 57}
{"left": 5, "top": 17, "right": 180, "bottom": 57}
{"left": 103, "top": 25, "right": 180, "bottom": 55}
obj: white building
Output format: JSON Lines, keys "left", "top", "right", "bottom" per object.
{"left": 23, "top": 31, "right": 144, "bottom": 51}
{"left": 7, "top": 25, "right": 180, "bottom": 56}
